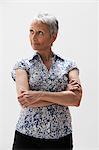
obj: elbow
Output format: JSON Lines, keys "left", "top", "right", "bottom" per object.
{"left": 64, "top": 91, "right": 82, "bottom": 107}
{"left": 74, "top": 91, "right": 82, "bottom": 107}
{"left": 75, "top": 100, "right": 81, "bottom": 107}
{"left": 75, "top": 96, "right": 81, "bottom": 107}
{"left": 74, "top": 96, "right": 82, "bottom": 107}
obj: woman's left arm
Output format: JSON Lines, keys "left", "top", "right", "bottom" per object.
{"left": 40, "top": 69, "right": 82, "bottom": 107}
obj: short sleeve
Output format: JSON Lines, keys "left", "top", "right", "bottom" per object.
{"left": 11, "top": 59, "right": 29, "bottom": 81}
{"left": 66, "top": 59, "right": 79, "bottom": 74}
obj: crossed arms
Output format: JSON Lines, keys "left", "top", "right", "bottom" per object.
{"left": 15, "top": 69, "right": 82, "bottom": 108}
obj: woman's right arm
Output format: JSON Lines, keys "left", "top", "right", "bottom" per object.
{"left": 16, "top": 69, "right": 29, "bottom": 95}
{"left": 16, "top": 69, "right": 53, "bottom": 107}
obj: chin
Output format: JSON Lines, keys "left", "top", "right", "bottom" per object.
{"left": 31, "top": 45, "right": 47, "bottom": 52}
{"left": 31, "top": 46, "right": 42, "bottom": 52}
{"left": 31, "top": 45, "right": 38, "bottom": 50}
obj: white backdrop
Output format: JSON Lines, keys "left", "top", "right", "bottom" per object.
{"left": 0, "top": 0, "right": 98, "bottom": 150}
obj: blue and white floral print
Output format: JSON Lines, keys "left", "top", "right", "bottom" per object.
{"left": 11, "top": 51, "right": 79, "bottom": 139}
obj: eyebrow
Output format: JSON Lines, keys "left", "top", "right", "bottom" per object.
{"left": 29, "top": 29, "right": 33, "bottom": 31}
{"left": 29, "top": 29, "right": 44, "bottom": 33}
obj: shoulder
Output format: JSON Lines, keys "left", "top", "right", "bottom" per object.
{"left": 14, "top": 52, "right": 37, "bottom": 66}
{"left": 11, "top": 57, "right": 31, "bottom": 81}
{"left": 13, "top": 58, "right": 30, "bottom": 70}
{"left": 65, "top": 58, "right": 79, "bottom": 72}
{"left": 58, "top": 54, "right": 79, "bottom": 73}
{"left": 56, "top": 54, "right": 77, "bottom": 66}
{"left": 64, "top": 58, "right": 77, "bottom": 66}
{"left": 55, "top": 53, "right": 76, "bottom": 64}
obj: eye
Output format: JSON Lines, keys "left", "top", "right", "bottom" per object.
{"left": 38, "top": 31, "right": 44, "bottom": 36}
{"left": 29, "top": 29, "right": 34, "bottom": 34}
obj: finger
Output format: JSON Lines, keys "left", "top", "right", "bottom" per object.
{"left": 72, "top": 87, "right": 81, "bottom": 91}
{"left": 22, "top": 104, "right": 27, "bottom": 108}
{"left": 20, "top": 101, "right": 27, "bottom": 106}
{"left": 72, "top": 84, "right": 80, "bottom": 88}
{"left": 72, "top": 86, "right": 80, "bottom": 90}
{"left": 18, "top": 92, "right": 28, "bottom": 99}
{"left": 69, "top": 81, "right": 81, "bottom": 87}
{"left": 20, "top": 88, "right": 27, "bottom": 93}
{"left": 69, "top": 79, "right": 80, "bottom": 84}
{"left": 20, "top": 98, "right": 30, "bottom": 107}
{"left": 23, "top": 103, "right": 30, "bottom": 107}
{"left": 18, "top": 96, "right": 27, "bottom": 103}
{"left": 18, "top": 100, "right": 25, "bottom": 104}
{"left": 69, "top": 79, "right": 76, "bottom": 83}
{"left": 67, "top": 84, "right": 82, "bottom": 91}
{"left": 22, "top": 101, "right": 31, "bottom": 108}
{"left": 69, "top": 80, "right": 78, "bottom": 84}
{"left": 18, "top": 94, "right": 24, "bottom": 99}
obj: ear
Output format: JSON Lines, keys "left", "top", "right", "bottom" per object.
{"left": 51, "top": 33, "right": 58, "bottom": 43}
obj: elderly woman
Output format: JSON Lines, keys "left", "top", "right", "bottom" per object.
{"left": 11, "top": 13, "right": 82, "bottom": 150}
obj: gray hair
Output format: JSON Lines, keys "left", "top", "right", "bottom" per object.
{"left": 33, "top": 13, "right": 59, "bottom": 35}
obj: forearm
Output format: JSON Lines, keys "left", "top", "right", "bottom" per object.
{"left": 28, "top": 100, "right": 54, "bottom": 108}
{"left": 39, "top": 90, "right": 81, "bottom": 107}
{"left": 18, "top": 90, "right": 55, "bottom": 108}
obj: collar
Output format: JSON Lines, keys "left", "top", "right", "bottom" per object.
{"left": 29, "top": 51, "right": 64, "bottom": 62}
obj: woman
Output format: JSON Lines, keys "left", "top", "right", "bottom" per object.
{"left": 11, "top": 13, "right": 82, "bottom": 150}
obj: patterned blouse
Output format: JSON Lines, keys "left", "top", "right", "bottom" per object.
{"left": 11, "top": 51, "right": 78, "bottom": 139}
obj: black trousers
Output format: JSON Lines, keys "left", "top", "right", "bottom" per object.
{"left": 12, "top": 130, "right": 73, "bottom": 150}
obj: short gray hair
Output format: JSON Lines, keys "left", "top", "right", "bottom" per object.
{"left": 33, "top": 13, "right": 59, "bottom": 35}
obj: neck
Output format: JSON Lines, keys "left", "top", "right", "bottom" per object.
{"left": 37, "top": 50, "right": 54, "bottom": 62}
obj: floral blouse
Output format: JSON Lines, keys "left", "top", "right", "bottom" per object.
{"left": 11, "top": 51, "right": 79, "bottom": 139}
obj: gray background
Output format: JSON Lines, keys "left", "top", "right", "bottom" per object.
{"left": 0, "top": 0, "right": 98, "bottom": 150}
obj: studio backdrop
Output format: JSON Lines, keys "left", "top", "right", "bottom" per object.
{"left": 0, "top": 1, "right": 98, "bottom": 150}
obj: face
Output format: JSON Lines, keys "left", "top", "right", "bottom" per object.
{"left": 29, "top": 21, "right": 57, "bottom": 51}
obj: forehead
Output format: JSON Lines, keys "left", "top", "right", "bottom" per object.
{"left": 30, "top": 20, "right": 49, "bottom": 31}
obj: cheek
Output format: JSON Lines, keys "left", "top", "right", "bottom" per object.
{"left": 29, "top": 38, "right": 32, "bottom": 44}
{"left": 29, "top": 35, "right": 31, "bottom": 40}
{"left": 41, "top": 36, "right": 51, "bottom": 43}
{"left": 40, "top": 40, "right": 49, "bottom": 46}
{"left": 36, "top": 38, "right": 45, "bottom": 44}
{"left": 29, "top": 35, "right": 33, "bottom": 43}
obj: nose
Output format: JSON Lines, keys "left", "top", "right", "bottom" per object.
{"left": 32, "top": 33, "right": 37, "bottom": 41}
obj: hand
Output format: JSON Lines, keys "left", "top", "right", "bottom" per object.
{"left": 17, "top": 89, "right": 44, "bottom": 108}
{"left": 66, "top": 79, "right": 82, "bottom": 92}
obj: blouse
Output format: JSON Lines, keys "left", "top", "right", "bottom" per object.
{"left": 11, "top": 51, "right": 78, "bottom": 139}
